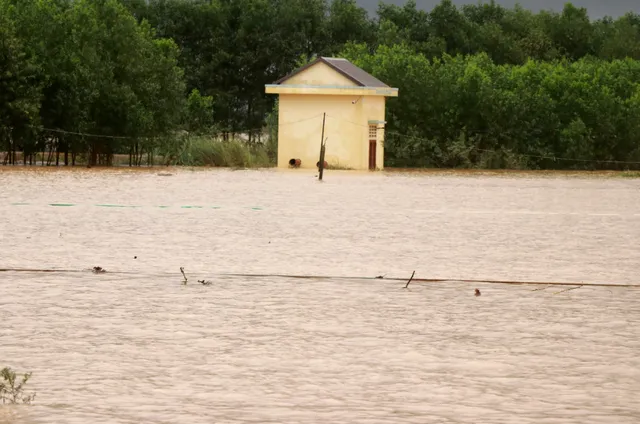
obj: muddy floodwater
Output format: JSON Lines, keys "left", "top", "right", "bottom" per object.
{"left": 1, "top": 167, "right": 639, "bottom": 423}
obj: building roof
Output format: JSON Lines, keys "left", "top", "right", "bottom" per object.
{"left": 274, "top": 57, "right": 390, "bottom": 88}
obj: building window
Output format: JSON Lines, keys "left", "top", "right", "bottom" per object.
{"left": 369, "top": 125, "right": 377, "bottom": 140}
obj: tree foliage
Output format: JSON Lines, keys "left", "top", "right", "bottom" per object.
{"left": 2, "top": 0, "right": 640, "bottom": 168}
{"left": 1, "top": 0, "right": 185, "bottom": 165}
{"left": 342, "top": 43, "right": 640, "bottom": 169}
{"left": 0, "top": 1, "right": 41, "bottom": 164}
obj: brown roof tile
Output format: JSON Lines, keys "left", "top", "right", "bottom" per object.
{"left": 274, "top": 57, "right": 389, "bottom": 88}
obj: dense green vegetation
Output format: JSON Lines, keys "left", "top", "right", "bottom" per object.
{"left": 346, "top": 46, "right": 640, "bottom": 168}
{"left": 1, "top": 0, "right": 190, "bottom": 166}
{"left": 2, "top": 0, "right": 640, "bottom": 169}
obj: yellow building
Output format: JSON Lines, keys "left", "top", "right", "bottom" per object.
{"left": 265, "top": 57, "right": 398, "bottom": 171}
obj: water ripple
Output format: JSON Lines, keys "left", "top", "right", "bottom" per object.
{"left": 1, "top": 168, "right": 639, "bottom": 423}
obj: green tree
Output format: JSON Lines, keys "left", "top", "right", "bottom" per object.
{"left": 184, "top": 89, "right": 215, "bottom": 134}
{"left": 325, "top": 0, "right": 376, "bottom": 54}
{"left": 540, "top": 3, "right": 594, "bottom": 61}
{"left": 342, "top": 41, "right": 640, "bottom": 169}
{"left": 0, "top": 0, "right": 41, "bottom": 164}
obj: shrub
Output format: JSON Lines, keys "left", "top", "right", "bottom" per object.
{"left": 1, "top": 367, "right": 35, "bottom": 405}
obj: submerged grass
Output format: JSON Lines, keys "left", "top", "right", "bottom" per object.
{"left": 383, "top": 168, "right": 640, "bottom": 179}
{"left": 174, "top": 137, "right": 274, "bottom": 168}
{"left": 618, "top": 171, "right": 640, "bottom": 178}
{"left": 326, "top": 161, "right": 354, "bottom": 170}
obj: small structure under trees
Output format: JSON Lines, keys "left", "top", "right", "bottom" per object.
{"left": 265, "top": 57, "right": 398, "bottom": 171}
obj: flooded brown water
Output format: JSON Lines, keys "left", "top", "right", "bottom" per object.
{"left": 1, "top": 167, "right": 639, "bottom": 423}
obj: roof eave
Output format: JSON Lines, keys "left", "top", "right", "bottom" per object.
{"left": 273, "top": 57, "right": 324, "bottom": 85}
{"left": 274, "top": 57, "right": 373, "bottom": 87}
{"left": 265, "top": 84, "right": 398, "bottom": 97}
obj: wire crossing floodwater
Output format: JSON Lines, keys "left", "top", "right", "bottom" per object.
{"left": 1, "top": 167, "right": 639, "bottom": 423}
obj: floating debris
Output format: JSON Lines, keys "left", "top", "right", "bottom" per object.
{"left": 554, "top": 285, "right": 583, "bottom": 295}
{"left": 475, "top": 289, "right": 481, "bottom": 296}
{"left": 92, "top": 266, "right": 106, "bottom": 274}
{"left": 198, "top": 279, "right": 213, "bottom": 286}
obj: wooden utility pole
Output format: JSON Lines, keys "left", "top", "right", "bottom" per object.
{"left": 318, "top": 113, "right": 326, "bottom": 180}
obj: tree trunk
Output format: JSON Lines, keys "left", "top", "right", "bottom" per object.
{"left": 64, "top": 146, "right": 69, "bottom": 166}
{"left": 88, "top": 142, "right": 97, "bottom": 167}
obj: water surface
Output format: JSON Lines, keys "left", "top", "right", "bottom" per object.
{"left": 1, "top": 167, "right": 639, "bottom": 423}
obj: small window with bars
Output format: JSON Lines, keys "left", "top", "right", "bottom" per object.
{"left": 368, "top": 125, "right": 377, "bottom": 140}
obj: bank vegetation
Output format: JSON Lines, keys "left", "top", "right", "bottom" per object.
{"left": 2, "top": 0, "right": 640, "bottom": 169}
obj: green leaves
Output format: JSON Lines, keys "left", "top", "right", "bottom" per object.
{"left": 0, "top": 1, "right": 42, "bottom": 159}
{"left": 3, "top": 0, "right": 640, "bottom": 170}
{"left": 1, "top": 0, "right": 187, "bottom": 164}
{"left": 1, "top": 367, "right": 35, "bottom": 405}
{"left": 342, "top": 43, "right": 640, "bottom": 169}
{"left": 185, "top": 89, "right": 215, "bottom": 135}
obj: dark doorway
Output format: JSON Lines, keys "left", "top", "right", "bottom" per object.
{"left": 368, "top": 140, "right": 377, "bottom": 170}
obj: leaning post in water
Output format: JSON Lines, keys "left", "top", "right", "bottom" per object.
{"left": 180, "top": 267, "right": 188, "bottom": 284}
{"left": 319, "top": 143, "right": 327, "bottom": 180}
{"left": 404, "top": 271, "right": 416, "bottom": 289}
{"left": 318, "top": 113, "right": 326, "bottom": 181}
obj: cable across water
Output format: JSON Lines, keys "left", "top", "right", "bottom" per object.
{"left": 1, "top": 268, "right": 637, "bottom": 288}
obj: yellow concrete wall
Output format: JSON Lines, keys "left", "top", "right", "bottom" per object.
{"left": 271, "top": 60, "right": 393, "bottom": 170}
{"left": 285, "top": 62, "right": 356, "bottom": 87}
{"left": 277, "top": 94, "right": 386, "bottom": 171}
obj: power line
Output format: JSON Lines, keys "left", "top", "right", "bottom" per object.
{"left": 470, "top": 147, "right": 640, "bottom": 165}
{"left": 0, "top": 268, "right": 637, "bottom": 288}
{"left": 33, "top": 127, "right": 132, "bottom": 139}
{"left": 21, "top": 113, "right": 640, "bottom": 167}
{"left": 325, "top": 113, "right": 640, "bottom": 166}
{"left": 31, "top": 114, "right": 323, "bottom": 141}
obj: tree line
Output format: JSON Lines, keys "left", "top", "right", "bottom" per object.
{"left": 0, "top": 0, "right": 211, "bottom": 166}
{"left": 345, "top": 46, "right": 640, "bottom": 169}
{"left": 2, "top": 0, "right": 640, "bottom": 168}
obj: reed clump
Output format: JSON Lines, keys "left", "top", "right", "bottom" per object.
{"left": 172, "top": 137, "right": 273, "bottom": 168}
{"left": 619, "top": 171, "right": 640, "bottom": 178}
{"left": 1, "top": 367, "right": 35, "bottom": 405}
{"left": 326, "top": 161, "right": 354, "bottom": 170}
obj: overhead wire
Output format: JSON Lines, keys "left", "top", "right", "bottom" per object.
{"left": 1, "top": 268, "right": 638, "bottom": 288}
{"left": 30, "top": 113, "right": 324, "bottom": 141}
{"left": 10, "top": 116, "right": 637, "bottom": 289}
{"left": 20, "top": 113, "right": 640, "bottom": 167}
{"left": 324, "top": 113, "right": 640, "bottom": 166}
